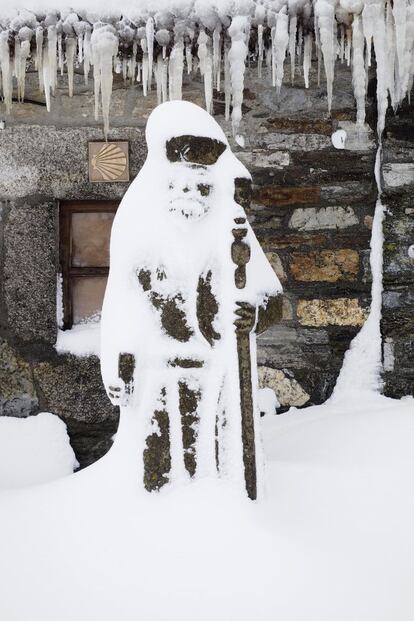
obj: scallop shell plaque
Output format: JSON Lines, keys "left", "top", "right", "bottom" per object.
{"left": 88, "top": 141, "right": 129, "bottom": 182}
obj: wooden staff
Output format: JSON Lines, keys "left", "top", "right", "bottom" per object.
{"left": 231, "top": 220, "right": 257, "bottom": 500}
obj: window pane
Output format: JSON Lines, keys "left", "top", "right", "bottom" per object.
{"left": 71, "top": 212, "right": 114, "bottom": 267}
{"left": 72, "top": 276, "right": 108, "bottom": 324}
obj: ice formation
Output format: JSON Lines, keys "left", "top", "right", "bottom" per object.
{"left": 1, "top": 1, "right": 413, "bottom": 136}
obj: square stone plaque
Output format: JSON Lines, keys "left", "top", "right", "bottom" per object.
{"left": 88, "top": 141, "right": 129, "bottom": 183}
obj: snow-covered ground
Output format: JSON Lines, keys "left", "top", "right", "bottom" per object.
{"left": 0, "top": 393, "right": 413, "bottom": 621}
{"left": 0, "top": 412, "right": 78, "bottom": 489}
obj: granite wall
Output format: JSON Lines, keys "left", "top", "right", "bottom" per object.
{"left": 1, "top": 62, "right": 409, "bottom": 469}
{"left": 381, "top": 99, "right": 414, "bottom": 399}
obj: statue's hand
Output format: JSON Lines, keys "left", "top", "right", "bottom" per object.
{"left": 107, "top": 379, "right": 132, "bottom": 407}
{"left": 234, "top": 301, "right": 257, "bottom": 334}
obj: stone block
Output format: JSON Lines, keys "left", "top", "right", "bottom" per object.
{"left": 33, "top": 355, "right": 117, "bottom": 425}
{"left": 382, "top": 163, "right": 414, "bottom": 188}
{"left": 337, "top": 121, "right": 376, "bottom": 151}
{"left": 288, "top": 206, "right": 359, "bottom": 231}
{"left": 257, "top": 325, "right": 331, "bottom": 369}
{"left": 297, "top": 298, "right": 368, "bottom": 327}
{"left": 320, "top": 181, "right": 377, "bottom": 204}
{"left": 254, "top": 186, "right": 320, "bottom": 207}
{"left": 265, "top": 251, "right": 287, "bottom": 282}
{"left": 290, "top": 249, "right": 359, "bottom": 282}
{"left": 262, "top": 133, "right": 332, "bottom": 151}
{"left": 258, "top": 366, "right": 310, "bottom": 406}
{"left": 282, "top": 298, "right": 293, "bottom": 321}
{"left": 265, "top": 118, "right": 334, "bottom": 135}
{"left": 261, "top": 233, "right": 328, "bottom": 251}
{"left": 238, "top": 150, "right": 290, "bottom": 169}
{"left": 4, "top": 202, "right": 57, "bottom": 343}
{"left": 0, "top": 339, "right": 38, "bottom": 416}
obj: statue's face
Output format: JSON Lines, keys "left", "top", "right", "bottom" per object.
{"left": 165, "top": 134, "right": 226, "bottom": 222}
{"left": 168, "top": 165, "right": 213, "bottom": 221}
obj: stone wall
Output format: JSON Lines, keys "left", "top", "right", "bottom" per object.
{"left": 381, "top": 99, "right": 414, "bottom": 398}
{"left": 0, "top": 62, "right": 385, "bottom": 467}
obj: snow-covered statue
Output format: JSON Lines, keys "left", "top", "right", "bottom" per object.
{"left": 101, "top": 101, "right": 282, "bottom": 499}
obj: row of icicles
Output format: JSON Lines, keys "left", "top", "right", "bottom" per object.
{"left": 1, "top": 1, "right": 414, "bottom": 139}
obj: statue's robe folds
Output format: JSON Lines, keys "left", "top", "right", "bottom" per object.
{"left": 120, "top": 263, "right": 282, "bottom": 492}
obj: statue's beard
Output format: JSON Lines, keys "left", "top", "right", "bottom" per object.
{"left": 168, "top": 198, "right": 210, "bottom": 221}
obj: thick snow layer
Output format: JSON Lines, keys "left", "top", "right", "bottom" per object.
{"left": 56, "top": 323, "right": 101, "bottom": 357}
{"left": 0, "top": 394, "right": 413, "bottom": 620}
{"left": 1, "top": 1, "right": 412, "bottom": 137}
{"left": 0, "top": 412, "right": 78, "bottom": 489}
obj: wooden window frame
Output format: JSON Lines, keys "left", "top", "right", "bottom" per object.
{"left": 59, "top": 200, "right": 119, "bottom": 329}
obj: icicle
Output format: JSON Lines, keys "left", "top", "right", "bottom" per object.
{"left": 367, "top": 1, "right": 388, "bottom": 137}
{"left": 402, "top": 3, "right": 414, "bottom": 98}
{"left": 257, "top": 24, "right": 264, "bottom": 77}
{"left": 228, "top": 16, "right": 249, "bottom": 135}
{"left": 0, "top": 31, "right": 12, "bottom": 113}
{"left": 185, "top": 42, "right": 193, "bottom": 74}
{"left": 265, "top": 45, "right": 271, "bottom": 75}
{"left": 169, "top": 31, "right": 184, "bottom": 101}
{"left": 58, "top": 30, "right": 64, "bottom": 76}
{"left": 385, "top": 1, "right": 397, "bottom": 108}
{"left": 77, "top": 33, "right": 83, "bottom": 64}
{"left": 255, "top": 3, "right": 266, "bottom": 78}
{"left": 14, "top": 35, "right": 21, "bottom": 100}
{"left": 42, "top": 50, "right": 52, "bottom": 112}
{"left": 224, "top": 41, "right": 231, "bottom": 121}
{"left": 16, "top": 28, "right": 33, "bottom": 102}
{"left": 197, "top": 30, "right": 213, "bottom": 113}
{"left": 274, "top": 8, "right": 289, "bottom": 93}
{"left": 73, "top": 20, "right": 86, "bottom": 66}
{"left": 91, "top": 24, "right": 118, "bottom": 138}
{"left": 271, "top": 25, "right": 277, "bottom": 86}
{"left": 315, "top": 0, "right": 336, "bottom": 112}
{"left": 345, "top": 26, "right": 351, "bottom": 67}
{"left": 362, "top": 0, "right": 376, "bottom": 67}
{"left": 393, "top": 0, "right": 407, "bottom": 81}
{"left": 146, "top": 17, "right": 154, "bottom": 91}
{"left": 352, "top": 14, "right": 366, "bottom": 125}
{"left": 141, "top": 38, "right": 148, "bottom": 96}
{"left": 83, "top": 25, "right": 91, "bottom": 85}
{"left": 35, "top": 26, "right": 44, "bottom": 92}
{"left": 66, "top": 37, "right": 76, "bottom": 97}
{"left": 127, "top": 41, "right": 137, "bottom": 81}
{"left": 156, "top": 55, "right": 163, "bottom": 104}
{"left": 156, "top": 52, "right": 169, "bottom": 104}
{"left": 213, "top": 24, "right": 222, "bottom": 89}
{"left": 297, "top": 23, "right": 303, "bottom": 63}
{"left": 303, "top": 33, "right": 312, "bottom": 88}
{"left": 289, "top": 12, "right": 298, "bottom": 84}
{"left": 340, "top": 24, "right": 345, "bottom": 61}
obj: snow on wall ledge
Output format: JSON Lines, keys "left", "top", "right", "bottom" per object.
{"left": 1, "top": 1, "right": 413, "bottom": 138}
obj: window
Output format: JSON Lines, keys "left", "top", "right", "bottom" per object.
{"left": 59, "top": 200, "right": 119, "bottom": 329}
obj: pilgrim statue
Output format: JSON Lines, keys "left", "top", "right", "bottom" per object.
{"left": 101, "top": 101, "right": 282, "bottom": 499}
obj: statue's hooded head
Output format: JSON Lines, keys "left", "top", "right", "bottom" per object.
{"left": 110, "top": 101, "right": 252, "bottom": 275}
{"left": 144, "top": 101, "right": 248, "bottom": 223}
